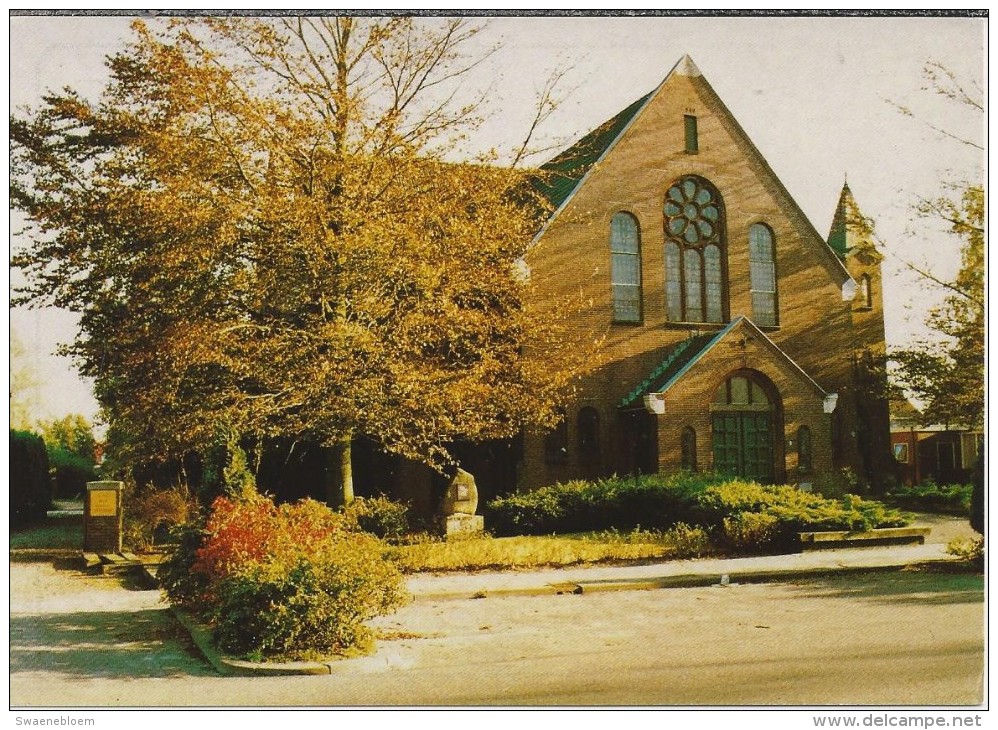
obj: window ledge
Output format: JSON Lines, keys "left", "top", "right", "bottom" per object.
{"left": 664, "top": 321, "right": 727, "bottom": 330}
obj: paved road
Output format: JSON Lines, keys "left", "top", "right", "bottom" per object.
{"left": 10, "top": 556, "right": 984, "bottom": 707}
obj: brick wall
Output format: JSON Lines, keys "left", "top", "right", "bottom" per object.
{"left": 520, "top": 64, "right": 886, "bottom": 490}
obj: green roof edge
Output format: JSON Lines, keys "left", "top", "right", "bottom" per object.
{"left": 617, "top": 320, "right": 739, "bottom": 409}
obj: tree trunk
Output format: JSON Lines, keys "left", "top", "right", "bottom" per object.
{"left": 326, "top": 433, "right": 355, "bottom": 507}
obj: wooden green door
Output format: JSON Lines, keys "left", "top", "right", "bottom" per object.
{"left": 712, "top": 413, "right": 774, "bottom": 483}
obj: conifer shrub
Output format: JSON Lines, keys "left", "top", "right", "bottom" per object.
{"left": 722, "top": 512, "right": 781, "bottom": 553}
{"left": 663, "top": 522, "right": 711, "bottom": 558}
{"left": 10, "top": 430, "right": 53, "bottom": 527}
{"left": 885, "top": 481, "right": 973, "bottom": 515}
{"left": 486, "top": 472, "right": 726, "bottom": 536}
{"left": 486, "top": 472, "right": 909, "bottom": 553}
{"left": 696, "top": 481, "right": 909, "bottom": 551}
{"left": 161, "top": 493, "right": 408, "bottom": 660}
{"left": 47, "top": 447, "right": 98, "bottom": 499}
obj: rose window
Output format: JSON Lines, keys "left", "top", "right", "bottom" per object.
{"left": 664, "top": 178, "right": 721, "bottom": 246}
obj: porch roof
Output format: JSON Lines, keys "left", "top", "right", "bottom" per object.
{"left": 617, "top": 325, "right": 732, "bottom": 409}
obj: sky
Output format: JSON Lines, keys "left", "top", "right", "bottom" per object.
{"left": 8, "top": 12, "right": 987, "bottom": 426}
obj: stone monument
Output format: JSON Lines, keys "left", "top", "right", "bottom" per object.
{"left": 437, "top": 468, "right": 485, "bottom": 538}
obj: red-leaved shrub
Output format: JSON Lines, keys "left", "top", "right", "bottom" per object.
{"left": 163, "top": 492, "right": 408, "bottom": 660}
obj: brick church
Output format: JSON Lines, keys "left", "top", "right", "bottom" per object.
{"left": 516, "top": 55, "right": 895, "bottom": 493}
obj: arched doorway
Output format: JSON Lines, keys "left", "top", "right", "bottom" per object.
{"left": 711, "top": 372, "right": 781, "bottom": 483}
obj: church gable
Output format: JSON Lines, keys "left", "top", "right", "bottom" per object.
{"left": 516, "top": 55, "right": 891, "bottom": 492}
{"left": 528, "top": 54, "right": 853, "bottom": 340}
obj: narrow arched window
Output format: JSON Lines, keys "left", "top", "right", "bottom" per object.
{"left": 544, "top": 409, "right": 569, "bottom": 465}
{"left": 610, "top": 212, "right": 641, "bottom": 323}
{"left": 664, "top": 177, "right": 726, "bottom": 323}
{"left": 859, "top": 274, "right": 872, "bottom": 309}
{"left": 577, "top": 407, "right": 600, "bottom": 465}
{"left": 797, "top": 425, "right": 813, "bottom": 473}
{"left": 749, "top": 223, "right": 777, "bottom": 327}
{"left": 681, "top": 426, "right": 697, "bottom": 471}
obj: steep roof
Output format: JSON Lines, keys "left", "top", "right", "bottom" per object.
{"left": 827, "top": 181, "right": 882, "bottom": 260}
{"left": 534, "top": 92, "right": 652, "bottom": 210}
{"left": 531, "top": 55, "right": 852, "bottom": 288}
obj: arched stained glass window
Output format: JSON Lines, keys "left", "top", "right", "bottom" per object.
{"left": 664, "top": 177, "right": 726, "bottom": 323}
{"left": 665, "top": 241, "right": 683, "bottom": 321}
{"left": 749, "top": 223, "right": 777, "bottom": 327}
{"left": 610, "top": 212, "right": 642, "bottom": 323}
{"left": 683, "top": 248, "right": 703, "bottom": 323}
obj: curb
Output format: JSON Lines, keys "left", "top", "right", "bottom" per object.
{"left": 409, "top": 555, "right": 962, "bottom": 602}
{"left": 167, "top": 552, "right": 966, "bottom": 674}
{"left": 170, "top": 607, "right": 341, "bottom": 676}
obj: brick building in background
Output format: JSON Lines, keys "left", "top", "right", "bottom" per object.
{"left": 518, "top": 55, "right": 895, "bottom": 492}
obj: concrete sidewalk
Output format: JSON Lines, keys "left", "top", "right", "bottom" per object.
{"left": 405, "top": 541, "right": 963, "bottom": 600}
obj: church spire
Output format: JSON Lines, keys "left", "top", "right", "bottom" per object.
{"left": 827, "top": 179, "right": 877, "bottom": 259}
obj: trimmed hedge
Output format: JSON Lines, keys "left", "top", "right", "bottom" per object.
{"left": 48, "top": 447, "right": 98, "bottom": 499}
{"left": 486, "top": 472, "right": 909, "bottom": 553}
{"left": 486, "top": 472, "right": 726, "bottom": 536}
{"left": 885, "top": 482, "right": 973, "bottom": 516}
{"left": 697, "top": 481, "right": 908, "bottom": 552}
{"left": 11, "top": 430, "right": 52, "bottom": 527}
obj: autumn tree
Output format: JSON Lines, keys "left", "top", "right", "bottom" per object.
{"left": 9, "top": 330, "right": 42, "bottom": 431}
{"left": 39, "top": 413, "right": 99, "bottom": 498}
{"left": 889, "top": 62, "right": 984, "bottom": 430}
{"left": 39, "top": 413, "right": 97, "bottom": 463}
{"left": 11, "top": 17, "right": 589, "bottom": 505}
{"left": 891, "top": 185, "right": 983, "bottom": 429}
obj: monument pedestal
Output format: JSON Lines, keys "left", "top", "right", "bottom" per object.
{"left": 437, "top": 513, "right": 485, "bottom": 538}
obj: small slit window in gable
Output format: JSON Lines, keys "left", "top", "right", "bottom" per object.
{"left": 684, "top": 115, "right": 699, "bottom": 154}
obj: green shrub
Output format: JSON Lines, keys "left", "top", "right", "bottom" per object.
{"left": 886, "top": 482, "right": 973, "bottom": 515}
{"left": 486, "top": 472, "right": 909, "bottom": 554}
{"left": 222, "top": 433, "right": 257, "bottom": 500}
{"left": 486, "top": 472, "right": 726, "bottom": 536}
{"left": 164, "top": 493, "right": 408, "bottom": 660}
{"left": 342, "top": 495, "right": 410, "bottom": 541}
{"left": 946, "top": 536, "right": 984, "bottom": 568}
{"left": 664, "top": 522, "right": 711, "bottom": 559}
{"left": 47, "top": 447, "right": 98, "bottom": 499}
{"left": 723, "top": 512, "right": 780, "bottom": 553}
{"left": 157, "top": 518, "right": 211, "bottom": 610}
{"left": 10, "top": 430, "right": 52, "bottom": 527}
{"left": 698, "top": 481, "right": 908, "bottom": 551}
